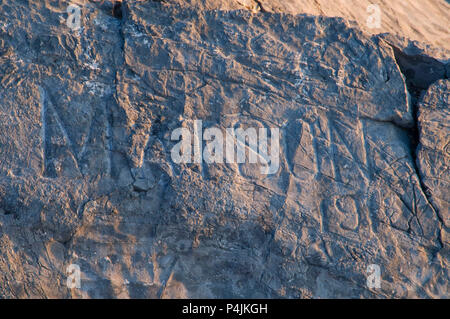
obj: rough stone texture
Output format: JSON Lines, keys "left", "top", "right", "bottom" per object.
{"left": 160, "top": 0, "right": 450, "bottom": 52}
{"left": 416, "top": 80, "right": 449, "bottom": 239}
{"left": 0, "top": 0, "right": 448, "bottom": 298}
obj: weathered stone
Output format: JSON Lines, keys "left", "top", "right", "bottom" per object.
{"left": 417, "top": 80, "right": 449, "bottom": 231}
{"left": 0, "top": 0, "right": 448, "bottom": 298}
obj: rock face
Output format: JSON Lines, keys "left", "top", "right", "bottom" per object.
{"left": 0, "top": 0, "right": 448, "bottom": 298}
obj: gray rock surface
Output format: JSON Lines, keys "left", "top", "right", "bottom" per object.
{"left": 0, "top": 0, "right": 448, "bottom": 298}
{"left": 417, "top": 80, "right": 449, "bottom": 236}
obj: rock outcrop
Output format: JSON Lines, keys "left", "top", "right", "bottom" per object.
{"left": 0, "top": 0, "right": 448, "bottom": 298}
